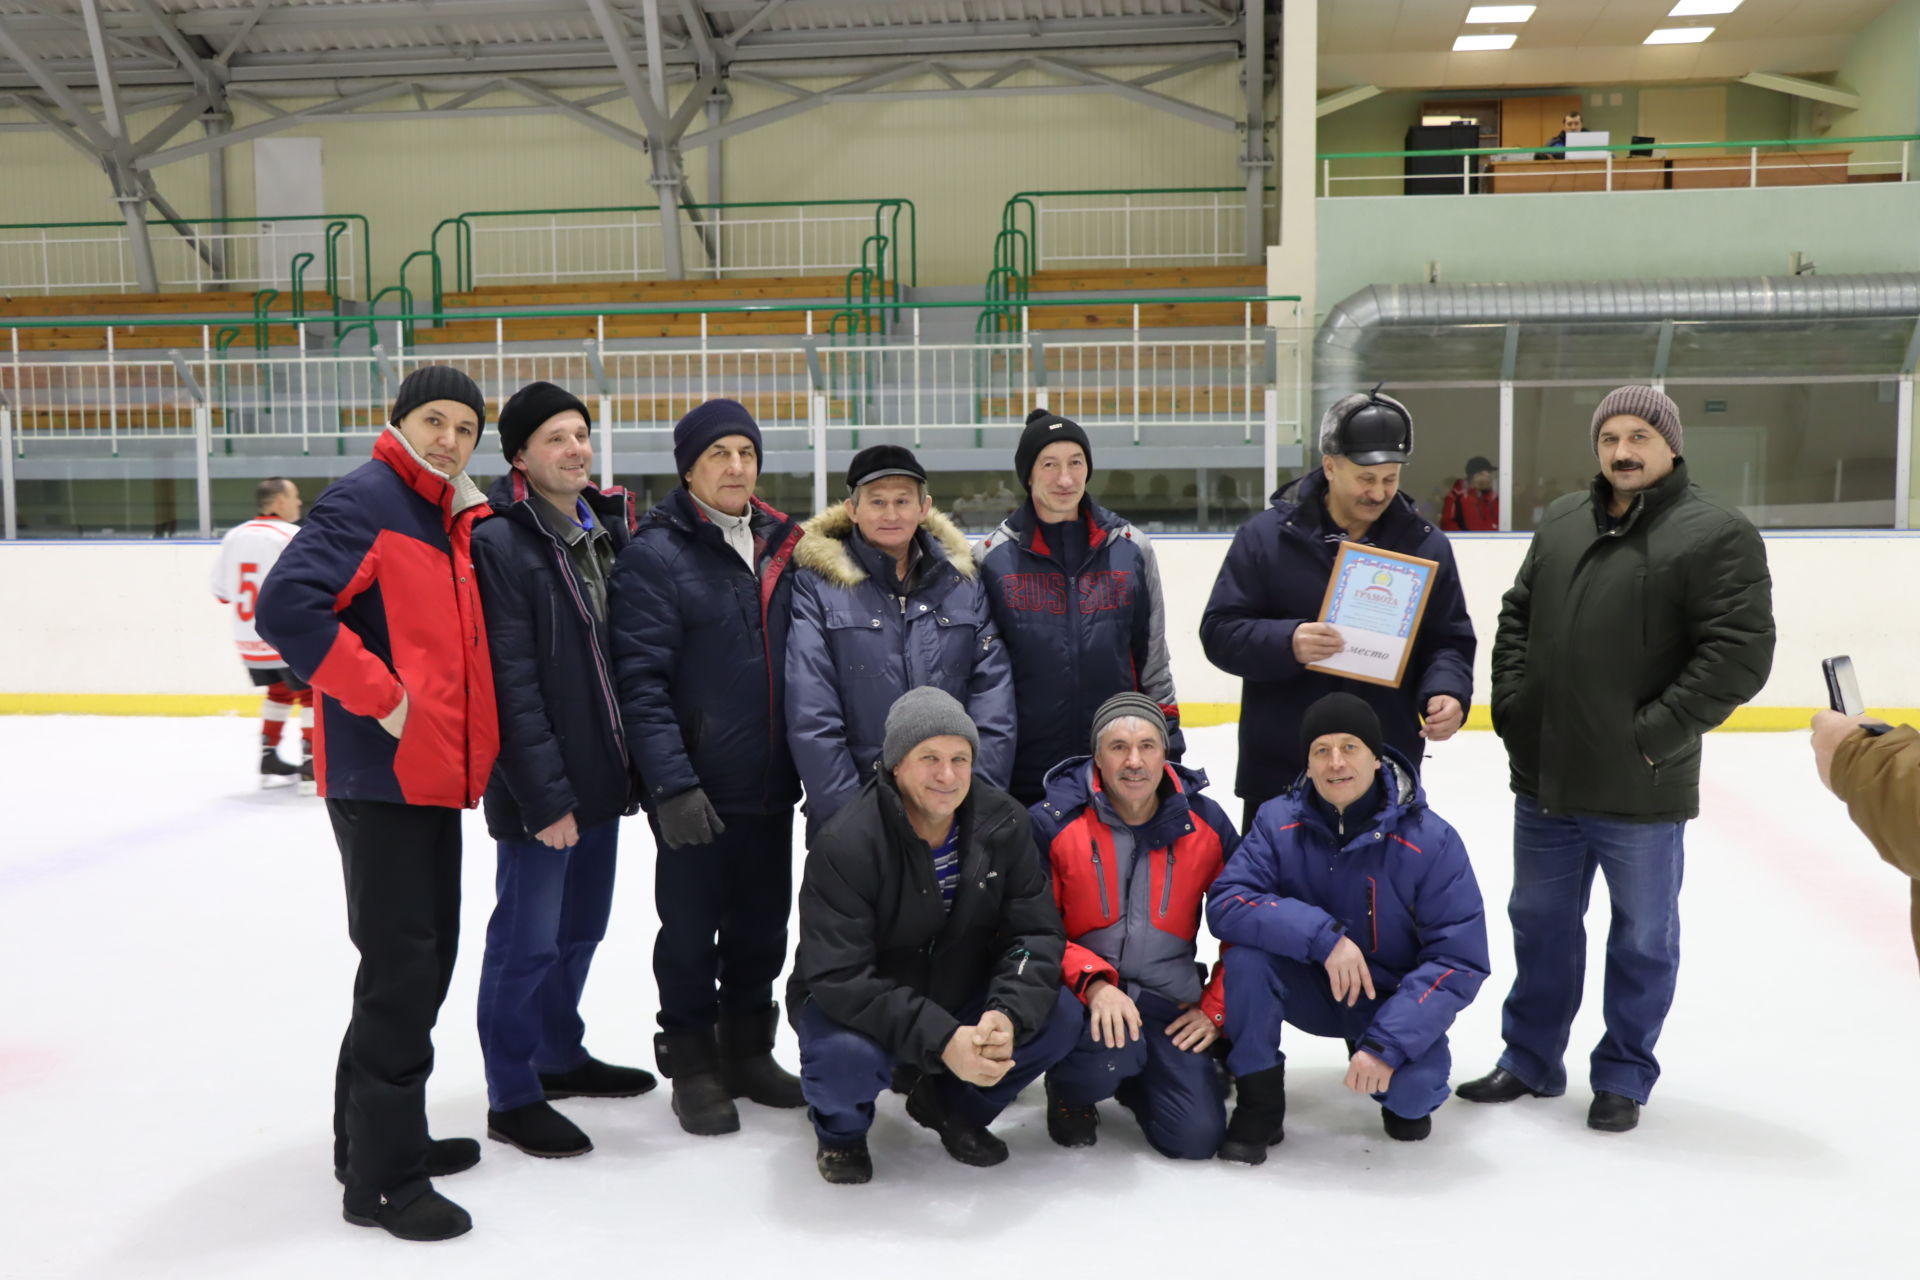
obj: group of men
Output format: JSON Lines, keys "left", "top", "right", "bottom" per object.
{"left": 237, "top": 364, "right": 1776, "bottom": 1240}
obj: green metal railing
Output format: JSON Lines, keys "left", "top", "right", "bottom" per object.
{"left": 423, "top": 200, "right": 917, "bottom": 328}
{"left": 0, "top": 212, "right": 372, "bottom": 300}
{"left": 1315, "top": 133, "right": 1920, "bottom": 195}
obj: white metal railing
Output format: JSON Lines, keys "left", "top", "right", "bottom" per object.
{"left": 1320, "top": 138, "right": 1917, "bottom": 197}
{"left": 1028, "top": 192, "right": 1268, "bottom": 271}
{"left": 0, "top": 309, "right": 1302, "bottom": 537}
{"left": 0, "top": 219, "right": 359, "bottom": 296}
{"left": 465, "top": 208, "right": 874, "bottom": 287}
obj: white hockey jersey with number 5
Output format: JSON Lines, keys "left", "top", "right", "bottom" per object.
{"left": 210, "top": 516, "right": 298, "bottom": 669}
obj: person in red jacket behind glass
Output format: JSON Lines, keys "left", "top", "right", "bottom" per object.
{"left": 1440, "top": 456, "right": 1499, "bottom": 532}
{"left": 256, "top": 365, "right": 499, "bottom": 1243}
{"left": 1028, "top": 693, "right": 1240, "bottom": 1159}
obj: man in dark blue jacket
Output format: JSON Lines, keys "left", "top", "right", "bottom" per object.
{"left": 1210, "top": 694, "right": 1489, "bottom": 1159}
{"left": 1200, "top": 391, "right": 1475, "bottom": 825}
{"left": 787, "top": 445, "right": 1015, "bottom": 834}
{"left": 978, "top": 409, "right": 1183, "bottom": 806}
{"left": 470, "top": 382, "right": 656, "bottom": 1162}
{"left": 609, "top": 399, "right": 808, "bottom": 1138}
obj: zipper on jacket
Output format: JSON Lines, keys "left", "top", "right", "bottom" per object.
{"left": 1159, "top": 847, "right": 1175, "bottom": 916}
{"left": 1090, "top": 839, "right": 1112, "bottom": 920}
{"left": 547, "top": 535, "right": 627, "bottom": 760}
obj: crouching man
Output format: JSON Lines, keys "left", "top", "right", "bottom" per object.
{"left": 1210, "top": 693, "right": 1489, "bottom": 1160}
{"left": 789, "top": 687, "right": 1079, "bottom": 1184}
{"left": 1030, "top": 692, "right": 1239, "bottom": 1158}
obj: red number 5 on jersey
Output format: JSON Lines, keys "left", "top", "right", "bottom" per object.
{"left": 236, "top": 562, "right": 261, "bottom": 622}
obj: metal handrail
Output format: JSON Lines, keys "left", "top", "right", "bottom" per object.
{"left": 1315, "top": 132, "right": 1920, "bottom": 161}
{"left": 249, "top": 289, "right": 279, "bottom": 354}
{"left": 286, "top": 255, "right": 315, "bottom": 322}
{"left": 998, "top": 186, "right": 1277, "bottom": 279}
{"left": 0, "top": 212, "right": 374, "bottom": 300}
{"left": 398, "top": 249, "right": 445, "bottom": 325}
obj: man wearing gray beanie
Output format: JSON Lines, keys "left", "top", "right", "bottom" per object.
{"left": 1457, "top": 383, "right": 1775, "bottom": 1135}
{"left": 1027, "top": 691, "right": 1240, "bottom": 1158}
{"left": 787, "top": 687, "right": 1078, "bottom": 1185}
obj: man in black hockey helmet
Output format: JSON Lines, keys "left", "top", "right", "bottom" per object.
{"left": 1200, "top": 387, "right": 1478, "bottom": 826}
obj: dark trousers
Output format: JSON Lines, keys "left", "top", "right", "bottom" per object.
{"left": 1045, "top": 989, "right": 1228, "bottom": 1160}
{"left": 476, "top": 818, "right": 618, "bottom": 1111}
{"left": 651, "top": 809, "right": 794, "bottom": 1031}
{"left": 795, "top": 986, "right": 1084, "bottom": 1145}
{"left": 1222, "top": 946, "right": 1453, "bottom": 1121}
{"left": 1497, "top": 795, "right": 1687, "bottom": 1104}
{"left": 327, "top": 799, "right": 462, "bottom": 1212}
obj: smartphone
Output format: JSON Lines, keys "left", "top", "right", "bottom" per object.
{"left": 1822, "top": 655, "right": 1892, "bottom": 734}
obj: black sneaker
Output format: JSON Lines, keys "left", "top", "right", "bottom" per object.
{"left": 539, "top": 1056, "right": 658, "bottom": 1100}
{"left": 487, "top": 1100, "right": 593, "bottom": 1158}
{"left": 816, "top": 1139, "right": 874, "bottom": 1185}
{"left": 342, "top": 1187, "right": 471, "bottom": 1242}
{"left": 1043, "top": 1083, "right": 1099, "bottom": 1149}
{"left": 1588, "top": 1091, "right": 1641, "bottom": 1133}
{"left": 335, "top": 1137, "right": 481, "bottom": 1185}
{"left": 1382, "top": 1107, "right": 1432, "bottom": 1141}
{"left": 905, "top": 1078, "right": 1009, "bottom": 1167}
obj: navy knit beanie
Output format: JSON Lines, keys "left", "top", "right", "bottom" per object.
{"left": 1013, "top": 408, "right": 1093, "bottom": 493}
{"left": 673, "top": 398, "right": 764, "bottom": 482}
{"left": 497, "top": 381, "right": 590, "bottom": 461}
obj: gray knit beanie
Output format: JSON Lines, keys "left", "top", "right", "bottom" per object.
{"left": 1590, "top": 386, "right": 1683, "bottom": 457}
{"left": 881, "top": 687, "right": 980, "bottom": 772}
{"left": 1089, "top": 692, "right": 1169, "bottom": 756}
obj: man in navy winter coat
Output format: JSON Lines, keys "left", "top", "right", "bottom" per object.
{"left": 470, "top": 382, "right": 657, "bottom": 1162}
{"left": 978, "top": 409, "right": 1183, "bottom": 806}
{"left": 609, "top": 399, "right": 809, "bottom": 1138}
{"left": 1211, "top": 694, "right": 1489, "bottom": 1159}
{"left": 787, "top": 444, "right": 1015, "bottom": 835}
{"left": 1200, "top": 390, "right": 1475, "bottom": 825}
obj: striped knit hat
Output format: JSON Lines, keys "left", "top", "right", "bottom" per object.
{"left": 1590, "top": 386, "right": 1682, "bottom": 457}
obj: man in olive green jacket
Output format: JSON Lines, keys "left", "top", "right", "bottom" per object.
{"left": 1813, "top": 711, "right": 1920, "bottom": 969}
{"left": 1457, "top": 385, "right": 1774, "bottom": 1134}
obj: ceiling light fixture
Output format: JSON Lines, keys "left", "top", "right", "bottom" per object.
{"left": 1644, "top": 27, "right": 1715, "bottom": 44}
{"left": 1453, "top": 33, "right": 1519, "bottom": 51}
{"left": 1668, "top": 0, "right": 1742, "bottom": 16}
{"left": 1465, "top": 5, "right": 1537, "bottom": 20}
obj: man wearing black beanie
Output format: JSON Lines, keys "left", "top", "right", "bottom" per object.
{"left": 978, "top": 407, "right": 1184, "bottom": 805}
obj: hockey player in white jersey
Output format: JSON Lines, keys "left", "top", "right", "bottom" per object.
{"left": 210, "top": 477, "right": 312, "bottom": 790}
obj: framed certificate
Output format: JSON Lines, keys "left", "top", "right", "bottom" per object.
{"left": 1304, "top": 542, "right": 1440, "bottom": 689}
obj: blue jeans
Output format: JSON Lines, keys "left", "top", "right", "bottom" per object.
{"left": 1222, "top": 947, "right": 1453, "bottom": 1120}
{"left": 1046, "top": 989, "right": 1228, "bottom": 1160}
{"left": 475, "top": 819, "right": 618, "bottom": 1111}
{"left": 1496, "top": 795, "right": 1685, "bottom": 1105}
{"left": 795, "top": 986, "right": 1084, "bottom": 1146}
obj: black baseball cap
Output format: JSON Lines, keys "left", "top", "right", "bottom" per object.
{"left": 1465, "top": 455, "right": 1495, "bottom": 476}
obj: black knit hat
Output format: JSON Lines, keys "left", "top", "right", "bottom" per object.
{"left": 846, "top": 444, "right": 927, "bottom": 492}
{"left": 498, "top": 381, "right": 591, "bottom": 462}
{"left": 1014, "top": 408, "right": 1093, "bottom": 493}
{"left": 389, "top": 365, "right": 487, "bottom": 432}
{"left": 1300, "top": 692, "right": 1383, "bottom": 760}
{"left": 672, "top": 398, "right": 764, "bottom": 482}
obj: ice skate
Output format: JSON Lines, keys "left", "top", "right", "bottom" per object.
{"left": 260, "top": 744, "right": 301, "bottom": 787}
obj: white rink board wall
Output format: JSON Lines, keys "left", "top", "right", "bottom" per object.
{"left": 1, "top": 533, "right": 1916, "bottom": 711}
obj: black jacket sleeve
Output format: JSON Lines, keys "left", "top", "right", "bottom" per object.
{"left": 982, "top": 814, "right": 1067, "bottom": 1041}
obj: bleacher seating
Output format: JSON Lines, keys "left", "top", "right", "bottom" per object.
{"left": 415, "top": 275, "right": 892, "bottom": 346}
{"left": 1022, "top": 265, "right": 1270, "bottom": 330}
{"left": 0, "top": 290, "right": 329, "bottom": 352}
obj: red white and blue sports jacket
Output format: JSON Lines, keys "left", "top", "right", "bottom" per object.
{"left": 1030, "top": 756, "right": 1239, "bottom": 1026}
{"left": 255, "top": 429, "right": 499, "bottom": 808}
{"left": 1207, "top": 748, "right": 1489, "bottom": 1069}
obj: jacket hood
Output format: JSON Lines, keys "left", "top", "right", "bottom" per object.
{"left": 375, "top": 427, "right": 489, "bottom": 523}
{"left": 794, "top": 502, "right": 978, "bottom": 587}
{"left": 1285, "top": 744, "right": 1423, "bottom": 839}
{"left": 1036, "top": 754, "right": 1212, "bottom": 843}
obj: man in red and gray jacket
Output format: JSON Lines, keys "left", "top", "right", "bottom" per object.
{"left": 1029, "top": 692, "right": 1239, "bottom": 1159}
{"left": 256, "top": 364, "right": 499, "bottom": 1243}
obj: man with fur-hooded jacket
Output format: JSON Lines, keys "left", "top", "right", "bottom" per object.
{"left": 1209, "top": 693, "right": 1488, "bottom": 1161}
{"left": 786, "top": 445, "right": 1015, "bottom": 836}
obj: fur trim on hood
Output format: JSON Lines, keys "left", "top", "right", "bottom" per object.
{"left": 794, "top": 503, "right": 978, "bottom": 588}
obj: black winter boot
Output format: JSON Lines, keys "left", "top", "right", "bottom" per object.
{"left": 816, "top": 1139, "right": 874, "bottom": 1185}
{"left": 1588, "top": 1091, "right": 1641, "bottom": 1133}
{"left": 1382, "top": 1107, "right": 1432, "bottom": 1141}
{"left": 1453, "top": 1066, "right": 1547, "bottom": 1104}
{"left": 342, "top": 1186, "right": 472, "bottom": 1241}
{"left": 655, "top": 1028, "right": 740, "bottom": 1136}
{"left": 717, "top": 1004, "right": 806, "bottom": 1108}
{"left": 487, "top": 1100, "right": 593, "bottom": 1157}
{"left": 905, "top": 1076, "right": 1008, "bottom": 1167}
{"left": 1044, "top": 1082, "right": 1099, "bottom": 1148}
{"left": 1217, "top": 1064, "right": 1286, "bottom": 1165}
{"left": 540, "top": 1055, "right": 658, "bottom": 1099}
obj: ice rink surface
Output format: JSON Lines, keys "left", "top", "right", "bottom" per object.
{"left": 1, "top": 715, "right": 1911, "bottom": 1280}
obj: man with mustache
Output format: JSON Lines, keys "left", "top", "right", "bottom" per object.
{"left": 1028, "top": 693, "right": 1239, "bottom": 1158}
{"left": 1201, "top": 390, "right": 1476, "bottom": 827}
{"left": 1458, "top": 385, "right": 1774, "bottom": 1134}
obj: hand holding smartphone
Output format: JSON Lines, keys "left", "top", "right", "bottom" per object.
{"left": 1822, "top": 656, "right": 1892, "bottom": 735}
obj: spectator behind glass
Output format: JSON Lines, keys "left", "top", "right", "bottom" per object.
{"left": 1536, "top": 111, "right": 1584, "bottom": 160}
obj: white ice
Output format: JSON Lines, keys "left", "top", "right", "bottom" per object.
{"left": 0, "top": 716, "right": 1910, "bottom": 1280}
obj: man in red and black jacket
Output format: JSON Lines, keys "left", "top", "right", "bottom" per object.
{"left": 256, "top": 365, "right": 498, "bottom": 1243}
{"left": 1028, "top": 692, "right": 1240, "bottom": 1159}
{"left": 1440, "top": 455, "right": 1499, "bottom": 532}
